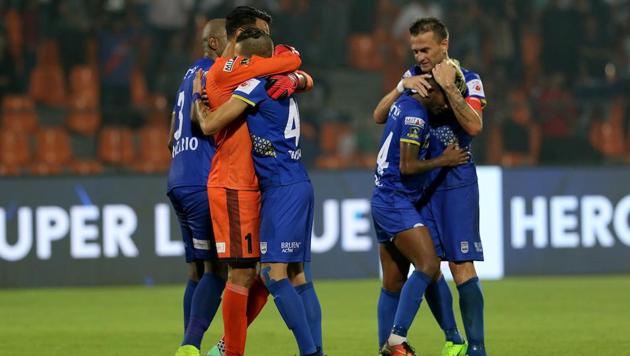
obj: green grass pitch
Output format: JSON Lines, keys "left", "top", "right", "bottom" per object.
{"left": 1, "top": 276, "right": 629, "bottom": 355}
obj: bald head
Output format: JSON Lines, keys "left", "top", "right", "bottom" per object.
{"left": 202, "top": 18, "right": 227, "bottom": 58}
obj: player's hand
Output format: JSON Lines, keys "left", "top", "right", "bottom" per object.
{"left": 402, "top": 74, "right": 432, "bottom": 97}
{"left": 432, "top": 60, "right": 457, "bottom": 89}
{"left": 265, "top": 73, "right": 299, "bottom": 100}
{"left": 273, "top": 44, "right": 300, "bottom": 57}
{"left": 192, "top": 69, "right": 203, "bottom": 96}
{"left": 440, "top": 144, "right": 469, "bottom": 167}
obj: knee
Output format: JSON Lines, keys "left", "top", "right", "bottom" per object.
{"left": 449, "top": 261, "right": 477, "bottom": 285}
{"left": 415, "top": 258, "right": 440, "bottom": 279}
{"left": 187, "top": 261, "right": 203, "bottom": 282}
{"left": 229, "top": 265, "right": 257, "bottom": 287}
{"left": 382, "top": 274, "right": 405, "bottom": 293}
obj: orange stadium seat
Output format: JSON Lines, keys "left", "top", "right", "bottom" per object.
{"left": 1, "top": 95, "right": 38, "bottom": 133}
{"left": 0, "top": 130, "right": 31, "bottom": 176}
{"left": 65, "top": 97, "right": 101, "bottom": 136}
{"left": 5, "top": 9, "right": 22, "bottom": 60}
{"left": 97, "top": 126, "right": 135, "bottom": 166}
{"left": 144, "top": 94, "right": 170, "bottom": 127}
{"left": 37, "top": 39, "right": 61, "bottom": 67}
{"left": 131, "top": 70, "right": 150, "bottom": 107}
{"left": 348, "top": 34, "right": 384, "bottom": 71}
{"left": 69, "top": 65, "right": 99, "bottom": 107}
{"left": 29, "top": 64, "right": 67, "bottom": 106}
{"left": 132, "top": 125, "right": 171, "bottom": 173}
{"left": 30, "top": 127, "right": 72, "bottom": 175}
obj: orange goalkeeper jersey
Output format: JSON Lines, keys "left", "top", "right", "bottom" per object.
{"left": 205, "top": 52, "right": 301, "bottom": 190}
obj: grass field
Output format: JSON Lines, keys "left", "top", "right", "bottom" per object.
{"left": 1, "top": 276, "right": 629, "bottom": 355}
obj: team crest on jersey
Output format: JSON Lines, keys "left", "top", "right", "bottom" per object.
{"left": 260, "top": 242, "right": 267, "bottom": 254}
{"left": 461, "top": 241, "right": 469, "bottom": 254}
{"left": 406, "top": 127, "right": 420, "bottom": 139}
{"left": 240, "top": 57, "right": 250, "bottom": 65}
{"left": 404, "top": 116, "right": 425, "bottom": 128}
{"left": 223, "top": 57, "right": 236, "bottom": 72}
{"left": 216, "top": 242, "right": 226, "bottom": 253}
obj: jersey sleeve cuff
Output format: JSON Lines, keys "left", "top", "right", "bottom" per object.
{"left": 232, "top": 94, "right": 256, "bottom": 107}
{"left": 400, "top": 139, "right": 421, "bottom": 146}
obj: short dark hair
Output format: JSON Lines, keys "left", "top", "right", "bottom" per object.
{"left": 409, "top": 17, "right": 449, "bottom": 41}
{"left": 225, "top": 6, "right": 272, "bottom": 39}
{"left": 236, "top": 27, "right": 273, "bottom": 58}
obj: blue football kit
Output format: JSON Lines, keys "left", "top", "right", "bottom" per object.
{"left": 232, "top": 77, "right": 313, "bottom": 263}
{"left": 371, "top": 94, "right": 431, "bottom": 243}
{"left": 166, "top": 57, "right": 216, "bottom": 262}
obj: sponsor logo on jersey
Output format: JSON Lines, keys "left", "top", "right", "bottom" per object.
{"left": 237, "top": 78, "right": 261, "bottom": 95}
{"left": 474, "top": 241, "right": 483, "bottom": 252}
{"left": 389, "top": 104, "right": 401, "bottom": 119}
{"left": 281, "top": 241, "right": 301, "bottom": 253}
{"left": 404, "top": 116, "right": 425, "bottom": 128}
{"left": 223, "top": 58, "right": 236, "bottom": 72}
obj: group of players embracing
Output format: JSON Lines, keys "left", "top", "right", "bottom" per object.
{"left": 370, "top": 17, "right": 487, "bottom": 356}
{"left": 167, "top": 5, "right": 322, "bottom": 356}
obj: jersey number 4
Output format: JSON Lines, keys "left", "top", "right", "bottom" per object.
{"left": 284, "top": 98, "right": 300, "bottom": 146}
{"left": 376, "top": 131, "right": 393, "bottom": 175}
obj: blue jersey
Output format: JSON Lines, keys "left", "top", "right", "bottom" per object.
{"left": 167, "top": 58, "right": 215, "bottom": 192}
{"left": 403, "top": 64, "right": 486, "bottom": 190}
{"left": 232, "top": 77, "right": 309, "bottom": 191}
{"left": 372, "top": 94, "right": 431, "bottom": 207}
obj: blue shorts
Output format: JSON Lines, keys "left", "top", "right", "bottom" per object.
{"left": 167, "top": 186, "right": 216, "bottom": 263}
{"left": 420, "top": 183, "right": 483, "bottom": 262}
{"left": 259, "top": 181, "right": 313, "bottom": 263}
{"left": 371, "top": 198, "right": 425, "bottom": 244}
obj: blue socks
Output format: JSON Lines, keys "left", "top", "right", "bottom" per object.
{"left": 182, "top": 273, "right": 226, "bottom": 348}
{"left": 268, "top": 278, "right": 316, "bottom": 355}
{"left": 183, "top": 279, "right": 197, "bottom": 331}
{"left": 425, "top": 276, "right": 464, "bottom": 344}
{"left": 391, "top": 271, "right": 432, "bottom": 337}
{"left": 457, "top": 277, "right": 485, "bottom": 355}
{"left": 295, "top": 282, "right": 323, "bottom": 352}
{"left": 377, "top": 288, "right": 400, "bottom": 347}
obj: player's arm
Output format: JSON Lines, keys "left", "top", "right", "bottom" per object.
{"left": 214, "top": 51, "right": 302, "bottom": 88}
{"left": 432, "top": 61, "right": 483, "bottom": 136}
{"left": 191, "top": 70, "right": 248, "bottom": 135}
{"left": 167, "top": 111, "right": 175, "bottom": 153}
{"left": 399, "top": 143, "right": 468, "bottom": 175}
{"left": 373, "top": 74, "right": 433, "bottom": 124}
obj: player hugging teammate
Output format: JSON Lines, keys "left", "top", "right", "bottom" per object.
{"left": 168, "top": 6, "right": 322, "bottom": 356}
{"left": 371, "top": 17, "right": 487, "bottom": 356}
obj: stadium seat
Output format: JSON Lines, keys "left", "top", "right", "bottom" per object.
{"left": 1, "top": 95, "right": 38, "bottom": 133}
{"left": 144, "top": 94, "right": 170, "bottom": 127}
{"left": 37, "top": 39, "right": 61, "bottom": 67}
{"left": 97, "top": 126, "right": 135, "bottom": 167}
{"left": 69, "top": 65, "right": 99, "bottom": 108}
{"left": 4, "top": 9, "right": 22, "bottom": 60}
{"left": 65, "top": 97, "right": 101, "bottom": 136}
{"left": 0, "top": 130, "right": 31, "bottom": 176}
{"left": 30, "top": 127, "right": 72, "bottom": 175}
{"left": 131, "top": 125, "right": 171, "bottom": 173}
{"left": 348, "top": 34, "right": 384, "bottom": 71}
{"left": 29, "top": 64, "right": 67, "bottom": 106}
{"left": 131, "top": 70, "right": 150, "bottom": 108}
{"left": 68, "top": 160, "right": 104, "bottom": 175}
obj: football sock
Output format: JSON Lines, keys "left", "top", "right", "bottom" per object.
{"left": 391, "top": 270, "right": 432, "bottom": 338}
{"left": 425, "top": 276, "right": 464, "bottom": 344}
{"left": 267, "top": 278, "right": 317, "bottom": 355}
{"left": 183, "top": 279, "right": 198, "bottom": 331}
{"left": 295, "top": 282, "right": 323, "bottom": 351}
{"left": 182, "top": 273, "right": 225, "bottom": 348}
{"left": 222, "top": 283, "right": 249, "bottom": 356}
{"left": 457, "top": 277, "right": 485, "bottom": 355}
{"left": 246, "top": 275, "right": 270, "bottom": 326}
{"left": 377, "top": 288, "right": 400, "bottom": 347}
